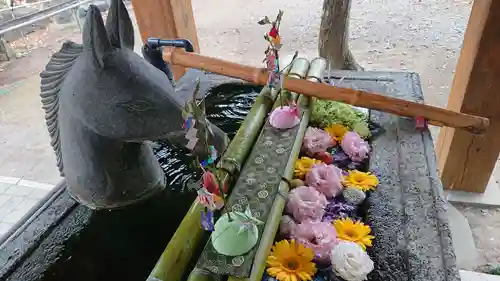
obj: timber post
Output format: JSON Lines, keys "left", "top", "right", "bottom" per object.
{"left": 131, "top": 0, "right": 199, "bottom": 80}
{"left": 436, "top": 0, "right": 500, "bottom": 193}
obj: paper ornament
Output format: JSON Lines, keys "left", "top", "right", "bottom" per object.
{"left": 197, "top": 187, "right": 224, "bottom": 211}
{"left": 201, "top": 210, "right": 215, "bottom": 231}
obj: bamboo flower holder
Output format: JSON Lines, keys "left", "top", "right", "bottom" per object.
{"left": 184, "top": 59, "right": 312, "bottom": 281}
{"left": 163, "top": 51, "right": 490, "bottom": 135}
{"left": 227, "top": 59, "right": 324, "bottom": 281}
{"left": 147, "top": 59, "right": 308, "bottom": 281}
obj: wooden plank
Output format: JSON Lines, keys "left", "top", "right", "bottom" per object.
{"left": 131, "top": 0, "right": 200, "bottom": 79}
{"left": 436, "top": 0, "right": 500, "bottom": 192}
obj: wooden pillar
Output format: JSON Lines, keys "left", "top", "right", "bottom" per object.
{"left": 131, "top": 0, "right": 200, "bottom": 79}
{"left": 436, "top": 0, "right": 500, "bottom": 193}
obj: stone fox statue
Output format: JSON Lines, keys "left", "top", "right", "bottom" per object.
{"left": 40, "top": 0, "right": 229, "bottom": 209}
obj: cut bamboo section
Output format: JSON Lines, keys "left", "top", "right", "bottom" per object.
{"left": 147, "top": 59, "right": 306, "bottom": 281}
{"left": 163, "top": 51, "right": 489, "bottom": 134}
{"left": 185, "top": 59, "right": 311, "bottom": 281}
{"left": 226, "top": 59, "right": 325, "bottom": 281}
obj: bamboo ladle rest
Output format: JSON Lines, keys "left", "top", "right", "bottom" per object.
{"left": 163, "top": 51, "right": 489, "bottom": 135}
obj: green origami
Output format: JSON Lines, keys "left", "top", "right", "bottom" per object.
{"left": 211, "top": 205, "right": 264, "bottom": 256}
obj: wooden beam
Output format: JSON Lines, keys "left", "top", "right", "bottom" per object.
{"left": 436, "top": 0, "right": 500, "bottom": 193}
{"left": 164, "top": 51, "right": 489, "bottom": 134}
{"left": 131, "top": 0, "right": 200, "bottom": 79}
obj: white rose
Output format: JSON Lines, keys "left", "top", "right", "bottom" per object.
{"left": 330, "top": 241, "right": 374, "bottom": 281}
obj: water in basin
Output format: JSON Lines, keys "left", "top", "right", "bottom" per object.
{"left": 153, "top": 83, "right": 260, "bottom": 191}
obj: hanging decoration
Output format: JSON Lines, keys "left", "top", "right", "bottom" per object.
{"left": 182, "top": 78, "right": 265, "bottom": 250}
{"left": 182, "top": 78, "right": 228, "bottom": 231}
{"left": 259, "top": 10, "right": 303, "bottom": 130}
{"left": 259, "top": 10, "right": 284, "bottom": 91}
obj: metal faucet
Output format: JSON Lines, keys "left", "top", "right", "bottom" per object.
{"left": 142, "top": 38, "right": 195, "bottom": 86}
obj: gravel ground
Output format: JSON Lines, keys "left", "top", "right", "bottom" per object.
{"left": 455, "top": 204, "right": 500, "bottom": 271}
{"left": 2, "top": 0, "right": 498, "bottom": 271}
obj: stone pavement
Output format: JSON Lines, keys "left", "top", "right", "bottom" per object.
{"left": 0, "top": 176, "right": 54, "bottom": 238}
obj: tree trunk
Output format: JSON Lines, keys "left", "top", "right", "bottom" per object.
{"left": 318, "top": 0, "right": 363, "bottom": 71}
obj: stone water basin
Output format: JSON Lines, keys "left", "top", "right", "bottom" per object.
{"left": 0, "top": 71, "right": 460, "bottom": 281}
{"left": 0, "top": 82, "right": 261, "bottom": 281}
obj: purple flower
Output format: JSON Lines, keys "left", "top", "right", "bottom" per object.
{"left": 330, "top": 149, "right": 350, "bottom": 169}
{"left": 322, "top": 197, "right": 357, "bottom": 222}
{"left": 347, "top": 161, "right": 364, "bottom": 170}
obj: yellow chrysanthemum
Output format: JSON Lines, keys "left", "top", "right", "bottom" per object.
{"left": 342, "top": 170, "right": 379, "bottom": 191}
{"left": 294, "top": 157, "right": 322, "bottom": 180}
{"left": 324, "top": 124, "right": 348, "bottom": 141}
{"left": 333, "top": 218, "right": 375, "bottom": 250}
{"left": 266, "top": 240, "right": 317, "bottom": 281}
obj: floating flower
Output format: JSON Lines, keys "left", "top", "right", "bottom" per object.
{"left": 323, "top": 198, "right": 357, "bottom": 222}
{"left": 291, "top": 221, "right": 340, "bottom": 263}
{"left": 315, "top": 151, "right": 334, "bottom": 165}
{"left": 342, "top": 170, "right": 379, "bottom": 192}
{"left": 266, "top": 240, "right": 317, "bottom": 281}
{"left": 324, "top": 124, "right": 348, "bottom": 141}
{"left": 329, "top": 148, "right": 350, "bottom": 170}
{"left": 305, "top": 163, "right": 343, "bottom": 198}
{"left": 342, "top": 187, "right": 366, "bottom": 205}
{"left": 286, "top": 186, "right": 328, "bottom": 222}
{"left": 294, "top": 157, "right": 322, "bottom": 179}
{"left": 333, "top": 218, "right": 374, "bottom": 250}
{"left": 330, "top": 241, "right": 374, "bottom": 281}
{"left": 269, "top": 104, "right": 300, "bottom": 129}
{"left": 302, "top": 127, "right": 335, "bottom": 157}
{"left": 347, "top": 161, "right": 365, "bottom": 171}
{"left": 341, "top": 132, "right": 370, "bottom": 162}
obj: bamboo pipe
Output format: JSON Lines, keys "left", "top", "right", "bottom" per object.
{"left": 163, "top": 51, "right": 490, "bottom": 134}
{"left": 227, "top": 61, "right": 325, "bottom": 281}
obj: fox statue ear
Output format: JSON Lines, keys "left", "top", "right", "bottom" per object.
{"left": 83, "top": 5, "right": 113, "bottom": 68}
{"left": 105, "top": 0, "right": 134, "bottom": 49}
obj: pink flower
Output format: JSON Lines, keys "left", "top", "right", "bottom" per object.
{"left": 302, "top": 127, "right": 335, "bottom": 156}
{"left": 291, "top": 220, "right": 340, "bottom": 263}
{"left": 305, "top": 163, "right": 344, "bottom": 198}
{"left": 269, "top": 104, "right": 300, "bottom": 129}
{"left": 286, "top": 186, "right": 328, "bottom": 222}
{"left": 341, "top": 131, "right": 370, "bottom": 162}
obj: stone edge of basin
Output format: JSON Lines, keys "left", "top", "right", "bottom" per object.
{"left": 0, "top": 181, "right": 87, "bottom": 280}
{"left": 328, "top": 70, "right": 460, "bottom": 281}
